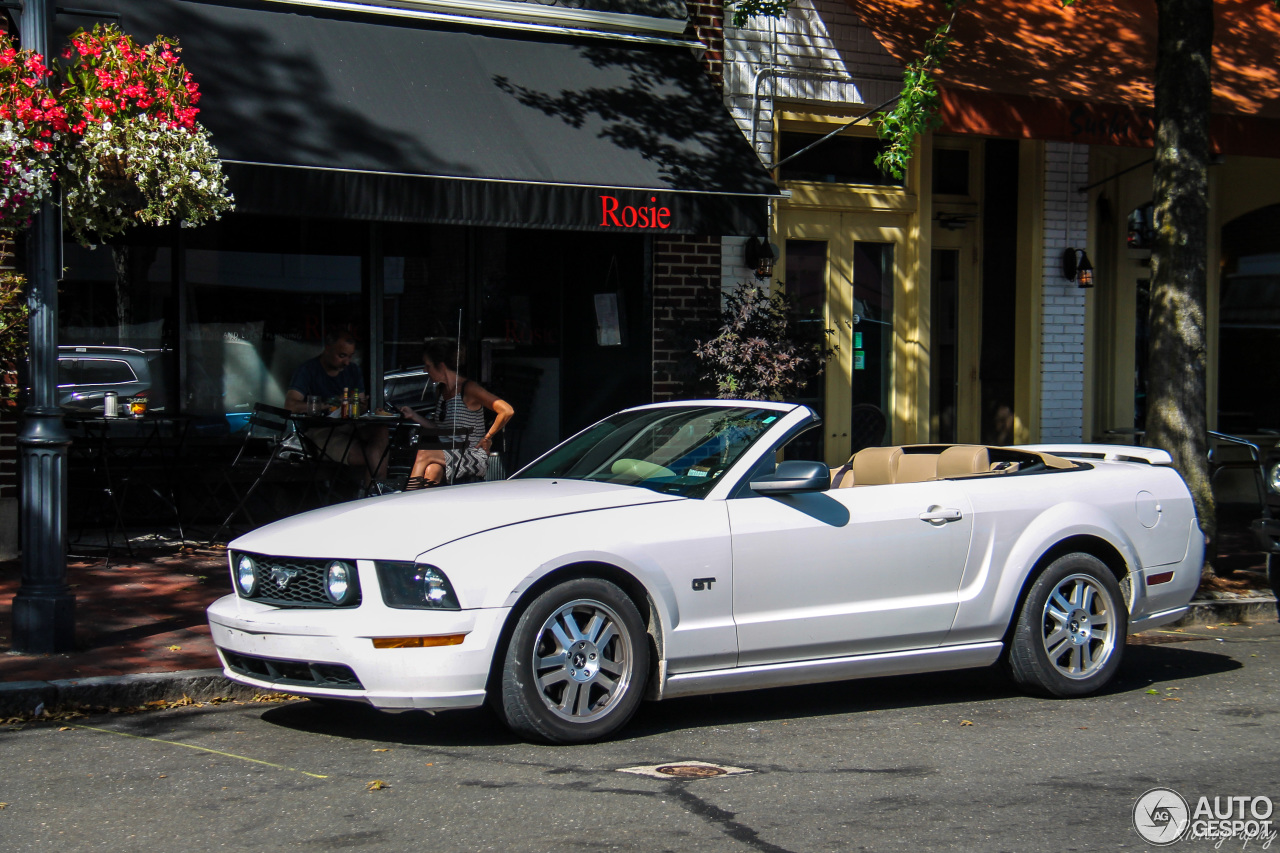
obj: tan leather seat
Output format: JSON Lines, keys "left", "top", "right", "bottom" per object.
{"left": 852, "top": 446, "right": 902, "bottom": 485}
{"left": 830, "top": 463, "right": 856, "bottom": 488}
{"left": 937, "top": 445, "right": 990, "bottom": 478}
{"left": 895, "top": 453, "right": 939, "bottom": 483}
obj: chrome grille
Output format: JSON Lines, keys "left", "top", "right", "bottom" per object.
{"left": 234, "top": 552, "right": 362, "bottom": 608}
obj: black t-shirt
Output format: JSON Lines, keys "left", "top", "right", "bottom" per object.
{"left": 288, "top": 357, "right": 365, "bottom": 405}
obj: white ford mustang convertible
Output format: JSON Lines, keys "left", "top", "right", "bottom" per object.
{"left": 208, "top": 400, "right": 1203, "bottom": 743}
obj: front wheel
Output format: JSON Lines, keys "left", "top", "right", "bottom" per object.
{"left": 496, "top": 578, "right": 649, "bottom": 744}
{"left": 1007, "top": 553, "right": 1127, "bottom": 697}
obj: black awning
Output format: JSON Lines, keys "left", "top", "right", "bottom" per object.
{"left": 103, "top": 0, "right": 777, "bottom": 234}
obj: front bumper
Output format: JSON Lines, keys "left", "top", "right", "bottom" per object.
{"left": 207, "top": 587, "right": 510, "bottom": 711}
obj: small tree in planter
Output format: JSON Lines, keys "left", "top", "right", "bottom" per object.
{"left": 693, "top": 281, "right": 833, "bottom": 401}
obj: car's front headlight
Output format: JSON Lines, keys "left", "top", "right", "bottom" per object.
{"left": 235, "top": 553, "right": 257, "bottom": 597}
{"left": 375, "top": 561, "right": 460, "bottom": 610}
{"left": 325, "top": 560, "right": 359, "bottom": 606}
{"left": 1268, "top": 461, "right": 1280, "bottom": 494}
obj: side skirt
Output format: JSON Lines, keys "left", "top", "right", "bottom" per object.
{"left": 659, "top": 642, "right": 1005, "bottom": 700}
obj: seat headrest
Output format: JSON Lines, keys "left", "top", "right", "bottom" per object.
{"left": 937, "top": 445, "right": 990, "bottom": 478}
{"left": 852, "top": 446, "right": 902, "bottom": 485}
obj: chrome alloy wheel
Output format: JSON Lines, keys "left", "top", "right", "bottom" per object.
{"left": 1040, "top": 572, "right": 1118, "bottom": 679}
{"left": 532, "top": 598, "right": 634, "bottom": 723}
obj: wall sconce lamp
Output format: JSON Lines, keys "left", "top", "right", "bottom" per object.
{"left": 1062, "top": 247, "right": 1095, "bottom": 288}
{"left": 744, "top": 236, "right": 780, "bottom": 280}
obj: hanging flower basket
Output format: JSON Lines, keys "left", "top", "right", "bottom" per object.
{"left": 58, "top": 24, "right": 233, "bottom": 244}
{"left": 0, "top": 36, "right": 66, "bottom": 230}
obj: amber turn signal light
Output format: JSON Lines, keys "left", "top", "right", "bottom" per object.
{"left": 371, "top": 634, "right": 466, "bottom": 649}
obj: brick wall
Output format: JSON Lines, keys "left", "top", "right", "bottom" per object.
{"left": 1040, "top": 142, "right": 1090, "bottom": 442}
{"left": 685, "top": 1, "right": 725, "bottom": 89}
{"left": 652, "top": 235, "right": 722, "bottom": 401}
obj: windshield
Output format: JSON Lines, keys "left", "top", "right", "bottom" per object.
{"left": 514, "top": 405, "right": 782, "bottom": 497}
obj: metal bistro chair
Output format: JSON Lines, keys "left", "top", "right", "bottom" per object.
{"left": 207, "top": 403, "right": 309, "bottom": 542}
{"left": 370, "top": 418, "right": 425, "bottom": 495}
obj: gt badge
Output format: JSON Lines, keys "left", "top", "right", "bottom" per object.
{"left": 691, "top": 577, "right": 717, "bottom": 591}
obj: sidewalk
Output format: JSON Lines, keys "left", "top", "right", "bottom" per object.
{"left": 1, "top": 526, "right": 1277, "bottom": 718}
{"left": 0, "top": 537, "right": 262, "bottom": 717}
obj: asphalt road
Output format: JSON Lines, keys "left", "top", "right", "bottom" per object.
{"left": 2, "top": 623, "right": 1278, "bottom": 853}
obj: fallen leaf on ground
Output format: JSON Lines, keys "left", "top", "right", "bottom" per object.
{"left": 366, "top": 780, "right": 389, "bottom": 791}
{"left": 0, "top": 803, "right": 8, "bottom": 809}
{"left": 1145, "top": 689, "right": 1161, "bottom": 695}
{"left": 960, "top": 720, "right": 974, "bottom": 726}
{"left": 167, "top": 645, "right": 182, "bottom": 652}
{"left": 373, "top": 748, "right": 389, "bottom": 752}
{"left": 1162, "top": 697, "right": 1183, "bottom": 702}
{"left": 58, "top": 726, "right": 72, "bottom": 732}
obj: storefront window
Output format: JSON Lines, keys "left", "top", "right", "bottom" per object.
{"left": 181, "top": 215, "right": 365, "bottom": 431}
{"left": 778, "top": 131, "right": 903, "bottom": 187}
{"left": 784, "top": 239, "right": 827, "bottom": 460}
{"left": 60, "top": 227, "right": 177, "bottom": 411}
{"left": 852, "top": 241, "right": 894, "bottom": 434}
{"left": 1219, "top": 204, "right": 1280, "bottom": 433}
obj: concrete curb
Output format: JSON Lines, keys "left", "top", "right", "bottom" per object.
{"left": 1, "top": 596, "right": 1275, "bottom": 717}
{"left": 0, "top": 668, "right": 267, "bottom": 717}
{"left": 1170, "top": 595, "right": 1278, "bottom": 627}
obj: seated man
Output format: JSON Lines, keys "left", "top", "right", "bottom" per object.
{"left": 284, "top": 330, "right": 387, "bottom": 483}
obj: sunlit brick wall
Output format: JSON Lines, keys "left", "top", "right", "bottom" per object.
{"left": 652, "top": 235, "right": 721, "bottom": 401}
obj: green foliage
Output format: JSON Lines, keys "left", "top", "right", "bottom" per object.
{"left": 873, "top": 1, "right": 967, "bottom": 179}
{"left": 693, "top": 281, "right": 832, "bottom": 401}
{"left": 0, "top": 269, "right": 28, "bottom": 405}
{"left": 724, "top": 0, "right": 792, "bottom": 28}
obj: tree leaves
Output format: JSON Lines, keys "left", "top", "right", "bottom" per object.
{"left": 873, "top": 2, "right": 967, "bottom": 180}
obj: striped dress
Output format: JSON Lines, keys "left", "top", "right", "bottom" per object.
{"left": 437, "top": 382, "right": 489, "bottom": 482}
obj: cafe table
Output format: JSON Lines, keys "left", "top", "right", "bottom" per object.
{"left": 64, "top": 411, "right": 193, "bottom": 555}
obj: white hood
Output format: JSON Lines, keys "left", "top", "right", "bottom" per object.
{"left": 228, "top": 479, "right": 683, "bottom": 561}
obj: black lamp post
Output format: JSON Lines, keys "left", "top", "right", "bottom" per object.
{"left": 12, "top": 0, "right": 74, "bottom": 653}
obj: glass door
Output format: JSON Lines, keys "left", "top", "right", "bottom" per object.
{"left": 780, "top": 211, "right": 905, "bottom": 465}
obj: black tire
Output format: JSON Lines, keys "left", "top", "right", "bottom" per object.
{"left": 1007, "top": 553, "right": 1128, "bottom": 697}
{"left": 496, "top": 578, "right": 649, "bottom": 744}
{"left": 1268, "top": 553, "right": 1280, "bottom": 600}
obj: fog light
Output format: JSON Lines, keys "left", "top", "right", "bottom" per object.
{"left": 326, "top": 560, "right": 356, "bottom": 605}
{"left": 1268, "top": 462, "right": 1280, "bottom": 494}
{"left": 236, "top": 554, "right": 257, "bottom": 597}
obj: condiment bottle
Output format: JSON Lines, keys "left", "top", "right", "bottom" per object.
{"left": 341, "top": 387, "right": 350, "bottom": 418}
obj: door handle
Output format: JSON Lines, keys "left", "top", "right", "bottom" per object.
{"left": 919, "top": 506, "right": 963, "bottom": 524}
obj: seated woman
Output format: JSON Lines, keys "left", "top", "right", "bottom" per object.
{"left": 398, "top": 342, "right": 514, "bottom": 488}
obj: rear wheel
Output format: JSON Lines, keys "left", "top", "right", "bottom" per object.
{"left": 496, "top": 578, "right": 649, "bottom": 744}
{"left": 1007, "top": 553, "right": 1127, "bottom": 697}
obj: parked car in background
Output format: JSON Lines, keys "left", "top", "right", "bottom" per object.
{"left": 382, "top": 364, "right": 436, "bottom": 414}
{"left": 209, "top": 400, "right": 1203, "bottom": 744}
{"left": 57, "top": 345, "right": 164, "bottom": 413}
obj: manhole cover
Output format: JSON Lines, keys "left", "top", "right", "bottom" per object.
{"left": 618, "top": 761, "right": 753, "bottom": 780}
{"left": 657, "top": 764, "right": 726, "bottom": 778}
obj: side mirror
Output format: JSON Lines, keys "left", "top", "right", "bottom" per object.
{"left": 750, "top": 460, "right": 831, "bottom": 495}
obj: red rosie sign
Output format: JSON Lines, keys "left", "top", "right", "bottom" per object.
{"left": 599, "top": 195, "right": 671, "bottom": 229}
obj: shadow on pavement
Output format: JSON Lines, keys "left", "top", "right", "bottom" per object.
{"left": 224, "top": 640, "right": 1242, "bottom": 747}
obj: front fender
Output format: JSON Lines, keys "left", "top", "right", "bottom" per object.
{"left": 419, "top": 499, "right": 736, "bottom": 673}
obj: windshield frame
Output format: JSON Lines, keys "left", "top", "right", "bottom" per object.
{"left": 512, "top": 402, "right": 803, "bottom": 498}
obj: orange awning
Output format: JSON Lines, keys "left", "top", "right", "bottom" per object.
{"left": 847, "top": 0, "right": 1280, "bottom": 156}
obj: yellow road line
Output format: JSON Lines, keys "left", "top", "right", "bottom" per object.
{"left": 72, "top": 724, "right": 330, "bottom": 779}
